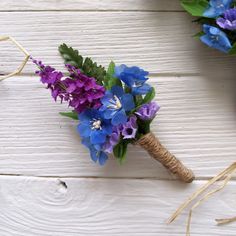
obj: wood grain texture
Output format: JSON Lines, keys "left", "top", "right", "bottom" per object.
{"left": 0, "top": 1, "right": 236, "bottom": 235}
{"left": 0, "top": 11, "right": 236, "bottom": 75}
{"left": 0, "top": 176, "right": 235, "bottom": 236}
{"left": 0, "top": 0, "right": 182, "bottom": 11}
{"left": 1, "top": 75, "right": 235, "bottom": 179}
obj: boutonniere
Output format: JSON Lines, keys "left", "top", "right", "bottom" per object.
{"left": 0, "top": 36, "right": 194, "bottom": 183}
{"left": 181, "top": 0, "right": 236, "bottom": 54}
{"left": 31, "top": 43, "right": 194, "bottom": 183}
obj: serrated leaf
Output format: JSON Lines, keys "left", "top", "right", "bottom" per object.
{"left": 142, "top": 87, "right": 155, "bottom": 104}
{"left": 59, "top": 111, "right": 78, "bottom": 120}
{"left": 113, "top": 141, "right": 128, "bottom": 164}
{"left": 181, "top": 0, "right": 209, "bottom": 17}
{"left": 59, "top": 43, "right": 106, "bottom": 85}
{"left": 59, "top": 43, "right": 83, "bottom": 68}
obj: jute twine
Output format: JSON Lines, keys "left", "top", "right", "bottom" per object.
{"left": 136, "top": 132, "right": 195, "bottom": 183}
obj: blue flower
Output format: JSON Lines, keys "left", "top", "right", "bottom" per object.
{"left": 82, "top": 138, "right": 108, "bottom": 165}
{"left": 100, "top": 85, "right": 135, "bottom": 126}
{"left": 77, "top": 109, "right": 112, "bottom": 145}
{"left": 200, "top": 24, "right": 232, "bottom": 53}
{"left": 203, "top": 0, "right": 233, "bottom": 18}
{"left": 114, "top": 64, "right": 152, "bottom": 95}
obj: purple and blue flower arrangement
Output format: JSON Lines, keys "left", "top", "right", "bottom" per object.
{"left": 32, "top": 44, "right": 194, "bottom": 182}
{"left": 181, "top": 0, "right": 236, "bottom": 54}
{"left": 32, "top": 44, "right": 158, "bottom": 165}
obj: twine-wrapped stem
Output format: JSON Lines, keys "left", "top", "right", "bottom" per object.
{"left": 136, "top": 132, "right": 194, "bottom": 183}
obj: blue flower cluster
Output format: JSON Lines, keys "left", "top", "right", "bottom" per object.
{"left": 182, "top": 0, "right": 236, "bottom": 53}
{"left": 77, "top": 64, "right": 157, "bottom": 165}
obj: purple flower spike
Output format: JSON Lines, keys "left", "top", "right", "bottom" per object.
{"left": 136, "top": 102, "right": 160, "bottom": 121}
{"left": 217, "top": 8, "right": 236, "bottom": 31}
{"left": 121, "top": 115, "right": 138, "bottom": 139}
{"left": 32, "top": 59, "right": 105, "bottom": 113}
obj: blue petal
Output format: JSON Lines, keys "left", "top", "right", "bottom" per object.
{"left": 204, "top": 0, "right": 233, "bottom": 18}
{"left": 90, "top": 130, "right": 107, "bottom": 144}
{"left": 120, "top": 75, "right": 135, "bottom": 87}
{"left": 99, "top": 152, "right": 108, "bottom": 165}
{"left": 94, "top": 144, "right": 102, "bottom": 151}
{"left": 114, "top": 64, "right": 126, "bottom": 78}
{"left": 103, "top": 109, "right": 117, "bottom": 119}
{"left": 111, "top": 85, "right": 124, "bottom": 98}
{"left": 218, "top": 32, "right": 232, "bottom": 49}
{"left": 77, "top": 124, "right": 91, "bottom": 138}
{"left": 102, "top": 122, "right": 113, "bottom": 135}
{"left": 79, "top": 109, "right": 99, "bottom": 123}
{"left": 81, "top": 138, "right": 91, "bottom": 149}
{"left": 112, "top": 109, "right": 127, "bottom": 125}
{"left": 132, "top": 83, "right": 152, "bottom": 95}
{"left": 90, "top": 148, "right": 99, "bottom": 163}
{"left": 203, "top": 7, "right": 218, "bottom": 18}
{"left": 200, "top": 35, "right": 214, "bottom": 47}
{"left": 101, "top": 91, "right": 113, "bottom": 106}
{"left": 121, "top": 93, "right": 135, "bottom": 111}
{"left": 202, "top": 24, "right": 210, "bottom": 34}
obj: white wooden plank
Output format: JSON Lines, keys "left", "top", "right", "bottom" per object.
{"left": 0, "top": 0, "right": 182, "bottom": 11}
{"left": 0, "top": 75, "right": 235, "bottom": 178}
{"left": 0, "top": 11, "right": 236, "bottom": 75}
{"left": 0, "top": 176, "right": 235, "bottom": 236}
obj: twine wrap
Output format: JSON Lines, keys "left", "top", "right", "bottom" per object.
{"left": 136, "top": 132, "right": 195, "bottom": 183}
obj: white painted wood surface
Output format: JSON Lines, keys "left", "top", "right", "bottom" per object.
{"left": 0, "top": 1, "right": 235, "bottom": 235}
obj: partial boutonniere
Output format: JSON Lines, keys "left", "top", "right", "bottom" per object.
{"left": 169, "top": 162, "right": 236, "bottom": 235}
{"left": 181, "top": 0, "right": 236, "bottom": 54}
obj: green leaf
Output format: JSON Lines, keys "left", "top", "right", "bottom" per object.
{"left": 113, "top": 141, "right": 128, "bottom": 164}
{"left": 229, "top": 42, "right": 236, "bottom": 55}
{"left": 193, "top": 31, "right": 204, "bottom": 39}
{"left": 142, "top": 87, "right": 155, "bottom": 104}
{"left": 104, "top": 61, "right": 122, "bottom": 89}
{"left": 59, "top": 43, "right": 106, "bottom": 85}
{"left": 181, "top": 0, "right": 209, "bottom": 16}
{"left": 59, "top": 111, "right": 78, "bottom": 120}
{"left": 58, "top": 43, "right": 83, "bottom": 68}
{"left": 137, "top": 119, "right": 151, "bottom": 135}
{"left": 107, "top": 61, "right": 115, "bottom": 76}
{"left": 134, "top": 95, "right": 143, "bottom": 107}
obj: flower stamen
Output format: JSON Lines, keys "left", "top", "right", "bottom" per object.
{"left": 91, "top": 119, "right": 102, "bottom": 130}
{"left": 107, "top": 95, "right": 122, "bottom": 109}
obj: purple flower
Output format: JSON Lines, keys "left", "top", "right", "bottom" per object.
{"left": 32, "top": 59, "right": 105, "bottom": 113}
{"left": 121, "top": 115, "right": 137, "bottom": 139}
{"left": 217, "top": 8, "right": 236, "bottom": 30}
{"left": 136, "top": 102, "right": 160, "bottom": 120}
{"left": 103, "top": 126, "right": 121, "bottom": 153}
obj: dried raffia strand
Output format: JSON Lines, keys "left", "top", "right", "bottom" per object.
{"left": 216, "top": 216, "right": 236, "bottom": 225}
{"left": 136, "top": 132, "right": 195, "bottom": 183}
{"left": 168, "top": 162, "right": 236, "bottom": 236}
{"left": 185, "top": 173, "right": 234, "bottom": 235}
{"left": 0, "top": 36, "right": 30, "bottom": 81}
